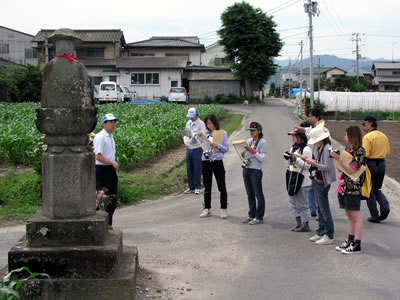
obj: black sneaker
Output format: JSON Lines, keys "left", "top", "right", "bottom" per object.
{"left": 311, "top": 211, "right": 317, "bottom": 217}
{"left": 380, "top": 208, "right": 390, "bottom": 221}
{"left": 335, "top": 240, "right": 351, "bottom": 251}
{"left": 341, "top": 243, "right": 362, "bottom": 255}
{"left": 367, "top": 216, "right": 380, "bottom": 223}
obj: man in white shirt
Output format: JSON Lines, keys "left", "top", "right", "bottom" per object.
{"left": 183, "top": 107, "right": 206, "bottom": 194}
{"left": 93, "top": 113, "right": 120, "bottom": 226}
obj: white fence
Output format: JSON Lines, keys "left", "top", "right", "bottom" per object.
{"left": 318, "top": 91, "right": 400, "bottom": 112}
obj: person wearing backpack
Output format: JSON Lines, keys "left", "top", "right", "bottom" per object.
{"left": 285, "top": 128, "right": 313, "bottom": 232}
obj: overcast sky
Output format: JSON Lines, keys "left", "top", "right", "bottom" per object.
{"left": 3, "top": 0, "right": 400, "bottom": 61}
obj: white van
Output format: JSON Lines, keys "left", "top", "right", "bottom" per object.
{"left": 98, "top": 81, "right": 123, "bottom": 103}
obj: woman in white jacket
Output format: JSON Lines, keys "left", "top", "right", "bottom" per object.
{"left": 285, "top": 129, "right": 312, "bottom": 232}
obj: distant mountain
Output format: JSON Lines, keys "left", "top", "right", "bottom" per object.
{"left": 274, "top": 55, "right": 392, "bottom": 73}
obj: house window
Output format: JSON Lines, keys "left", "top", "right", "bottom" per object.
{"left": 76, "top": 48, "right": 104, "bottom": 59}
{"left": 166, "top": 53, "right": 189, "bottom": 59}
{"left": 392, "top": 71, "right": 400, "bottom": 76}
{"left": 0, "top": 44, "right": 9, "bottom": 54}
{"left": 25, "top": 48, "right": 38, "bottom": 59}
{"left": 171, "top": 81, "right": 178, "bottom": 87}
{"left": 131, "top": 72, "right": 160, "bottom": 85}
{"left": 109, "top": 76, "right": 117, "bottom": 82}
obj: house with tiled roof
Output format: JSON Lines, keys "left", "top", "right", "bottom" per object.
{"left": 372, "top": 61, "right": 400, "bottom": 92}
{"left": 123, "top": 36, "right": 205, "bottom": 65}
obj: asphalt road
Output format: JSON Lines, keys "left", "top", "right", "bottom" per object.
{"left": 1, "top": 100, "right": 399, "bottom": 299}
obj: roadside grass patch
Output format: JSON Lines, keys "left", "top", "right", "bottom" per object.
{"left": 0, "top": 171, "right": 41, "bottom": 226}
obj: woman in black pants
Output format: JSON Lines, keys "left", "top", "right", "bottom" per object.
{"left": 197, "top": 114, "right": 229, "bottom": 219}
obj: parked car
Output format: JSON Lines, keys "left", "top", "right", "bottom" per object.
{"left": 98, "top": 81, "right": 123, "bottom": 103}
{"left": 120, "top": 86, "right": 133, "bottom": 102}
{"left": 168, "top": 87, "right": 187, "bottom": 103}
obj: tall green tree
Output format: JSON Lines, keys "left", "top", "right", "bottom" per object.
{"left": 218, "top": 1, "right": 283, "bottom": 96}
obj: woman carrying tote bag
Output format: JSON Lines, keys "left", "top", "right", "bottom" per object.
{"left": 285, "top": 128, "right": 313, "bottom": 232}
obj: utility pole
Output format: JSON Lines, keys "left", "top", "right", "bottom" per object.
{"left": 352, "top": 33, "right": 361, "bottom": 85}
{"left": 304, "top": 0, "right": 319, "bottom": 108}
{"left": 299, "top": 40, "right": 303, "bottom": 98}
{"left": 318, "top": 58, "right": 321, "bottom": 101}
{"left": 288, "top": 57, "right": 292, "bottom": 99}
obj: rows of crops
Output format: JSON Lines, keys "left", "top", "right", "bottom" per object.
{"left": 0, "top": 103, "right": 227, "bottom": 170}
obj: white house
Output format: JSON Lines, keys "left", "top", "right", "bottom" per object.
{"left": 0, "top": 26, "right": 38, "bottom": 66}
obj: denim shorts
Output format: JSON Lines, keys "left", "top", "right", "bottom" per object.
{"left": 338, "top": 193, "right": 361, "bottom": 211}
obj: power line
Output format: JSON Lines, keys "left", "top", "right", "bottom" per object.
{"left": 269, "top": 0, "right": 303, "bottom": 14}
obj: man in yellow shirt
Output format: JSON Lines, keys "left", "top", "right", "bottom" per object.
{"left": 361, "top": 115, "right": 391, "bottom": 223}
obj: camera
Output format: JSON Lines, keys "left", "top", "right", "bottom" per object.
{"left": 309, "top": 165, "right": 318, "bottom": 180}
{"left": 283, "top": 151, "right": 292, "bottom": 160}
{"left": 328, "top": 146, "right": 340, "bottom": 158}
{"left": 203, "top": 150, "right": 212, "bottom": 160}
{"left": 241, "top": 159, "right": 250, "bottom": 168}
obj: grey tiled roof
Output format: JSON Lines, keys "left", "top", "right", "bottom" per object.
{"left": 299, "top": 67, "right": 347, "bottom": 74}
{"left": 125, "top": 36, "right": 204, "bottom": 50}
{"left": 32, "top": 30, "right": 126, "bottom": 44}
{"left": 373, "top": 62, "right": 400, "bottom": 69}
{"left": 80, "top": 59, "right": 116, "bottom": 67}
{"left": 184, "top": 65, "right": 231, "bottom": 72}
{"left": 116, "top": 56, "right": 188, "bottom": 69}
{"left": 373, "top": 76, "right": 400, "bottom": 83}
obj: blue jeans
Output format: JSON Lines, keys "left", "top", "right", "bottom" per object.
{"left": 308, "top": 184, "right": 318, "bottom": 213}
{"left": 243, "top": 168, "right": 265, "bottom": 220}
{"left": 186, "top": 147, "right": 203, "bottom": 190}
{"left": 313, "top": 182, "right": 334, "bottom": 239}
{"left": 366, "top": 160, "right": 390, "bottom": 217}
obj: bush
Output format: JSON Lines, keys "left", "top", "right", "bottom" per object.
{"left": 0, "top": 63, "right": 42, "bottom": 103}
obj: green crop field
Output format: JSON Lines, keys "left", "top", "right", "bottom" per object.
{"left": 0, "top": 103, "right": 227, "bottom": 170}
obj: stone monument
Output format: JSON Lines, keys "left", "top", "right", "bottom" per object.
{"left": 7, "top": 29, "right": 138, "bottom": 299}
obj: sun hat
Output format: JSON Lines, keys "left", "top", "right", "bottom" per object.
{"left": 186, "top": 107, "right": 199, "bottom": 118}
{"left": 308, "top": 126, "right": 330, "bottom": 144}
{"left": 247, "top": 121, "right": 262, "bottom": 131}
{"left": 101, "top": 113, "right": 120, "bottom": 123}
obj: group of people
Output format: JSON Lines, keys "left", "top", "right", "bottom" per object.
{"left": 92, "top": 106, "right": 391, "bottom": 256}
{"left": 183, "top": 107, "right": 267, "bottom": 224}
{"left": 285, "top": 108, "right": 390, "bottom": 254}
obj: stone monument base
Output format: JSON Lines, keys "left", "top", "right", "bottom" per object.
{"left": 16, "top": 246, "right": 138, "bottom": 300}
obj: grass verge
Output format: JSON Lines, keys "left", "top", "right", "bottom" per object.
{"left": 0, "top": 112, "right": 243, "bottom": 226}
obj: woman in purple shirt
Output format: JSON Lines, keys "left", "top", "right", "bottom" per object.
{"left": 197, "top": 114, "right": 229, "bottom": 219}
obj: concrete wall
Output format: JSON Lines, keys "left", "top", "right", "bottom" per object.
{"left": 189, "top": 80, "right": 241, "bottom": 99}
{"left": 119, "top": 69, "right": 182, "bottom": 98}
{"left": 0, "top": 27, "right": 37, "bottom": 65}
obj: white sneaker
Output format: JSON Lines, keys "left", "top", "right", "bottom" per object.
{"left": 200, "top": 209, "right": 210, "bottom": 218}
{"left": 309, "top": 235, "right": 323, "bottom": 242}
{"left": 184, "top": 188, "right": 194, "bottom": 194}
{"left": 315, "top": 234, "right": 334, "bottom": 245}
{"left": 195, "top": 189, "right": 202, "bottom": 194}
{"left": 220, "top": 209, "right": 228, "bottom": 219}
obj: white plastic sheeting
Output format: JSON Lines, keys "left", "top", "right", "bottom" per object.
{"left": 318, "top": 91, "right": 400, "bottom": 112}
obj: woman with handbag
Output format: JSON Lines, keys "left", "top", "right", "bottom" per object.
{"left": 299, "top": 126, "right": 336, "bottom": 245}
{"left": 330, "top": 126, "right": 366, "bottom": 254}
{"left": 285, "top": 129, "right": 313, "bottom": 232}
